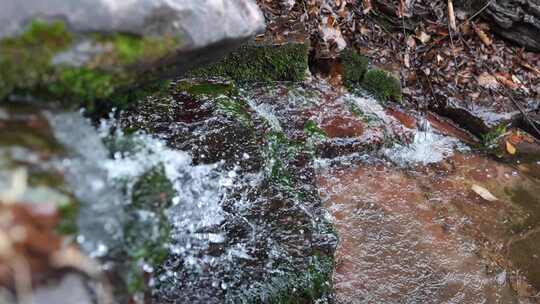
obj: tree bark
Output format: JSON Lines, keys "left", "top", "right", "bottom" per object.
{"left": 459, "top": 0, "right": 540, "bottom": 51}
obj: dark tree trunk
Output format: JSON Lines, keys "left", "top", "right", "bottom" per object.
{"left": 459, "top": 0, "right": 540, "bottom": 51}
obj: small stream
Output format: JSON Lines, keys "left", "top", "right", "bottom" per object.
{"left": 236, "top": 79, "right": 540, "bottom": 303}
{"left": 317, "top": 119, "right": 540, "bottom": 303}
{"left": 2, "top": 77, "right": 539, "bottom": 303}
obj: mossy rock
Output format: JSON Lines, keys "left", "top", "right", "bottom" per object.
{"left": 173, "top": 78, "right": 253, "bottom": 127}
{"left": 340, "top": 49, "right": 369, "bottom": 89}
{"left": 267, "top": 254, "right": 334, "bottom": 304}
{"left": 0, "top": 20, "right": 179, "bottom": 113}
{"left": 175, "top": 78, "right": 238, "bottom": 98}
{"left": 361, "top": 69, "right": 402, "bottom": 102}
{"left": 124, "top": 164, "right": 175, "bottom": 293}
{"left": 189, "top": 43, "right": 309, "bottom": 83}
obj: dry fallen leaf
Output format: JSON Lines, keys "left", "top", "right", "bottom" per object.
{"left": 360, "top": 25, "right": 370, "bottom": 35}
{"left": 363, "top": 0, "right": 373, "bottom": 13}
{"left": 506, "top": 140, "right": 517, "bottom": 155}
{"left": 471, "top": 184, "right": 498, "bottom": 202}
{"left": 477, "top": 72, "right": 499, "bottom": 89}
{"left": 417, "top": 31, "right": 431, "bottom": 44}
{"left": 472, "top": 23, "right": 492, "bottom": 46}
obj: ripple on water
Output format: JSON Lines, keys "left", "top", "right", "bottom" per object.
{"left": 318, "top": 162, "right": 519, "bottom": 304}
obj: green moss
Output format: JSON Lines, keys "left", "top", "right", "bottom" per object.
{"left": 265, "top": 132, "right": 302, "bottom": 188}
{"left": 48, "top": 68, "right": 116, "bottom": 108}
{"left": 176, "top": 79, "right": 237, "bottom": 98}
{"left": 189, "top": 43, "right": 309, "bottom": 83}
{"left": 130, "top": 165, "right": 175, "bottom": 211}
{"left": 361, "top": 69, "right": 402, "bottom": 102}
{"left": 124, "top": 165, "right": 175, "bottom": 293}
{"left": 175, "top": 78, "right": 253, "bottom": 126}
{"left": 99, "top": 34, "right": 180, "bottom": 66}
{"left": 349, "top": 103, "right": 380, "bottom": 125}
{"left": 0, "top": 21, "right": 177, "bottom": 112}
{"left": 304, "top": 120, "right": 327, "bottom": 138}
{"left": 114, "top": 35, "right": 147, "bottom": 64}
{"left": 57, "top": 199, "right": 80, "bottom": 235}
{"left": 216, "top": 97, "right": 253, "bottom": 126}
{"left": 267, "top": 254, "right": 334, "bottom": 304}
{"left": 0, "top": 20, "right": 73, "bottom": 100}
{"left": 341, "top": 49, "right": 369, "bottom": 89}
{"left": 481, "top": 124, "right": 507, "bottom": 152}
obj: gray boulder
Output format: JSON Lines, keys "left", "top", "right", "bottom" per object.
{"left": 0, "top": 0, "right": 264, "bottom": 48}
{"left": 0, "top": 0, "right": 265, "bottom": 111}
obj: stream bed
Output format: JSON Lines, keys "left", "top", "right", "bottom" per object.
{"left": 1, "top": 76, "right": 540, "bottom": 303}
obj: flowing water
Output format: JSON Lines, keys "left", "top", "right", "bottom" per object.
{"left": 384, "top": 117, "right": 467, "bottom": 166}
{"left": 316, "top": 117, "right": 540, "bottom": 303}
{"left": 5, "top": 77, "right": 540, "bottom": 303}
{"left": 237, "top": 80, "right": 540, "bottom": 303}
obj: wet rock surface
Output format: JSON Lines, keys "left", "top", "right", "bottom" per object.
{"left": 318, "top": 152, "right": 540, "bottom": 303}
{"left": 113, "top": 78, "right": 338, "bottom": 303}
{"left": 2, "top": 1, "right": 540, "bottom": 302}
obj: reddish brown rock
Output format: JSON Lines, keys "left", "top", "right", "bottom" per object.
{"left": 320, "top": 115, "right": 364, "bottom": 138}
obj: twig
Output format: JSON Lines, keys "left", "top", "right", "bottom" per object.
{"left": 448, "top": 0, "right": 457, "bottom": 32}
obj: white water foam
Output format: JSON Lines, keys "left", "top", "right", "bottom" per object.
{"left": 384, "top": 118, "right": 466, "bottom": 166}
{"left": 48, "top": 111, "right": 234, "bottom": 267}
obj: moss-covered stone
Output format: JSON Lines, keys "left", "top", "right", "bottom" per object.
{"left": 264, "top": 131, "right": 302, "bottom": 188}
{"left": 189, "top": 43, "right": 309, "bottom": 83}
{"left": 0, "top": 20, "right": 179, "bottom": 113}
{"left": 361, "top": 69, "right": 402, "bottom": 102}
{"left": 173, "top": 78, "right": 253, "bottom": 127}
{"left": 176, "top": 78, "right": 237, "bottom": 98}
{"left": 124, "top": 165, "right": 174, "bottom": 293}
{"left": 340, "top": 49, "right": 369, "bottom": 90}
{"left": 0, "top": 20, "right": 73, "bottom": 99}
{"left": 268, "top": 254, "right": 334, "bottom": 304}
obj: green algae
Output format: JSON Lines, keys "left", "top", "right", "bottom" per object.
{"left": 124, "top": 165, "right": 174, "bottom": 293}
{"left": 341, "top": 49, "right": 369, "bottom": 90}
{"left": 241, "top": 253, "right": 334, "bottom": 304}
{"left": 176, "top": 78, "right": 237, "bottom": 98}
{"left": 361, "top": 69, "right": 402, "bottom": 102}
{"left": 189, "top": 43, "right": 309, "bottom": 83}
{"left": 304, "top": 120, "right": 327, "bottom": 138}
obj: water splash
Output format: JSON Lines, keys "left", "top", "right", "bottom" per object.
{"left": 47, "top": 110, "right": 126, "bottom": 257}
{"left": 384, "top": 117, "right": 466, "bottom": 166}
{"left": 47, "top": 111, "right": 233, "bottom": 266}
